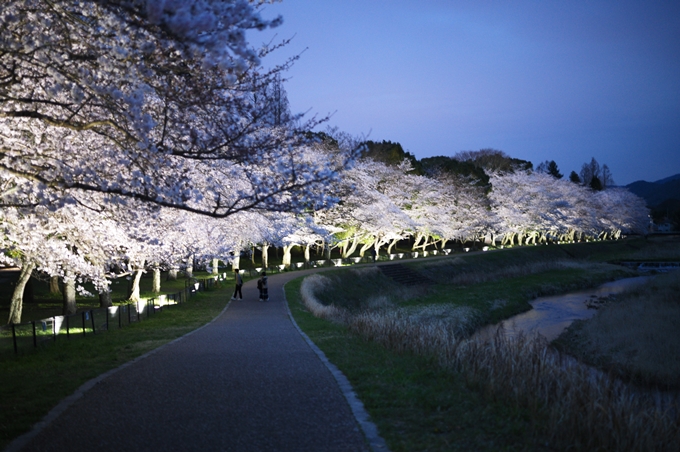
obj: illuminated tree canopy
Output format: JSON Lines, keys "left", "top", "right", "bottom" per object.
{"left": 0, "top": 0, "right": 356, "bottom": 216}
{"left": 0, "top": 2, "right": 650, "bottom": 325}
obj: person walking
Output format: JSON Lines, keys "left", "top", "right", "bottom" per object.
{"left": 231, "top": 268, "right": 243, "bottom": 300}
{"left": 257, "top": 271, "right": 269, "bottom": 301}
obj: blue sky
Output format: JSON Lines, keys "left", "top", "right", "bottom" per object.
{"left": 251, "top": 1, "right": 680, "bottom": 185}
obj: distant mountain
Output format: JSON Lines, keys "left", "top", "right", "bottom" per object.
{"left": 653, "top": 173, "right": 680, "bottom": 185}
{"left": 626, "top": 173, "right": 680, "bottom": 208}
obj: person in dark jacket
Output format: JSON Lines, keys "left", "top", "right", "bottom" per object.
{"left": 231, "top": 269, "right": 243, "bottom": 300}
{"left": 258, "top": 272, "right": 269, "bottom": 301}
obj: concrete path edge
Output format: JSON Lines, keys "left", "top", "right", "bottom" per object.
{"left": 282, "top": 284, "right": 391, "bottom": 452}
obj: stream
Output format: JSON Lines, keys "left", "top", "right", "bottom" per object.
{"left": 475, "top": 275, "right": 652, "bottom": 342}
{"left": 473, "top": 273, "right": 680, "bottom": 413}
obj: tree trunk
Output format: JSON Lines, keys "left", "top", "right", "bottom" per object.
{"left": 261, "top": 243, "right": 269, "bottom": 269}
{"left": 185, "top": 255, "right": 194, "bottom": 278}
{"left": 419, "top": 235, "right": 430, "bottom": 251}
{"left": 304, "top": 244, "right": 310, "bottom": 263}
{"left": 49, "top": 275, "right": 61, "bottom": 295}
{"left": 62, "top": 275, "right": 77, "bottom": 316}
{"left": 412, "top": 233, "right": 424, "bottom": 251}
{"left": 232, "top": 255, "right": 241, "bottom": 271}
{"left": 359, "top": 240, "right": 373, "bottom": 257}
{"left": 251, "top": 245, "right": 256, "bottom": 265}
{"left": 7, "top": 262, "right": 35, "bottom": 324}
{"left": 99, "top": 289, "right": 112, "bottom": 309}
{"left": 128, "top": 269, "right": 144, "bottom": 302}
{"left": 343, "top": 236, "right": 360, "bottom": 258}
{"left": 23, "top": 275, "right": 34, "bottom": 304}
{"left": 167, "top": 266, "right": 178, "bottom": 281}
{"left": 152, "top": 267, "right": 161, "bottom": 293}
{"left": 414, "top": 232, "right": 432, "bottom": 251}
{"left": 212, "top": 258, "right": 219, "bottom": 275}
{"left": 387, "top": 237, "right": 399, "bottom": 254}
{"left": 324, "top": 242, "right": 331, "bottom": 260}
{"left": 282, "top": 245, "right": 293, "bottom": 269}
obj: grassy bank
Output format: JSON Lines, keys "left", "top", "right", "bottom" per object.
{"left": 313, "top": 249, "right": 636, "bottom": 336}
{"left": 286, "top": 278, "right": 547, "bottom": 451}
{"left": 287, "top": 238, "right": 680, "bottom": 451}
{"left": 0, "top": 287, "right": 230, "bottom": 450}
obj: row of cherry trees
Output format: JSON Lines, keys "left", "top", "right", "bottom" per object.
{"left": 0, "top": 2, "right": 649, "bottom": 324}
{"left": 0, "top": 1, "right": 360, "bottom": 323}
{"left": 2, "top": 152, "right": 649, "bottom": 324}
{"left": 318, "top": 158, "right": 648, "bottom": 257}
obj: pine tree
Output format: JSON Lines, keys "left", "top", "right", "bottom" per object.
{"left": 569, "top": 171, "right": 581, "bottom": 184}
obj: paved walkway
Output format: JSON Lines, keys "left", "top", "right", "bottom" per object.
{"left": 8, "top": 270, "right": 387, "bottom": 452}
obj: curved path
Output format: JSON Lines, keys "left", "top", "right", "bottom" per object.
{"left": 7, "top": 270, "right": 388, "bottom": 452}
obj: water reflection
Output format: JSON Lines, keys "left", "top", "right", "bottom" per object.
{"left": 476, "top": 276, "right": 651, "bottom": 342}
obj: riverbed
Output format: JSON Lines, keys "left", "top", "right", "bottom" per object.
{"left": 476, "top": 275, "right": 652, "bottom": 342}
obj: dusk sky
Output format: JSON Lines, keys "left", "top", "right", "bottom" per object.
{"left": 251, "top": 1, "right": 680, "bottom": 186}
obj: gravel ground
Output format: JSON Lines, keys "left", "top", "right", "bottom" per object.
{"left": 9, "top": 272, "right": 383, "bottom": 452}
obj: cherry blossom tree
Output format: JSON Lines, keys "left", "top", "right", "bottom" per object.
{"left": 593, "top": 188, "right": 649, "bottom": 239}
{"left": 427, "top": 171, "right": 493, "bottom": 247}
{"left": 0, "top": 1, "right": 357, "bottom": 218}
{"left": 1, "top": 204, "right": 115, "bottom": 323}
{"left": 488, "top": 171, "right": 647, "bottom": 245}
{"left": 490, "top": 171, "right": 580, "bottom": 245}
{"left": 317, "top": 158, "right": 415, "bottom": 258}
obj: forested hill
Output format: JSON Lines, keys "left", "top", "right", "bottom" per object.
{"left": 361, "top": 142, "right": 530, "bottom": 185}
{"left": 362, "top": 141, "right": 423, "bottom": 174}
{"left": 626, "top": 174, "right": 680, "bottom": 208}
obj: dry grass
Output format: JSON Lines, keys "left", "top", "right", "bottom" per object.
{"left": 299, "top": 274, "right": 345, "bottom": 320}
{"left": 306, "top": 267, "right": 422, "bottom": 312}
{"left": 448, "top": 332, "right": 680, "bottom": 451}
{"left": 300, "top": 270, "right": 484, "bottom": 339}
{"left": 300, "top": 270, "right": 680, "bottom": 451}
{"left": 559, "top": 271, "right": 680, "bottom": 389}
